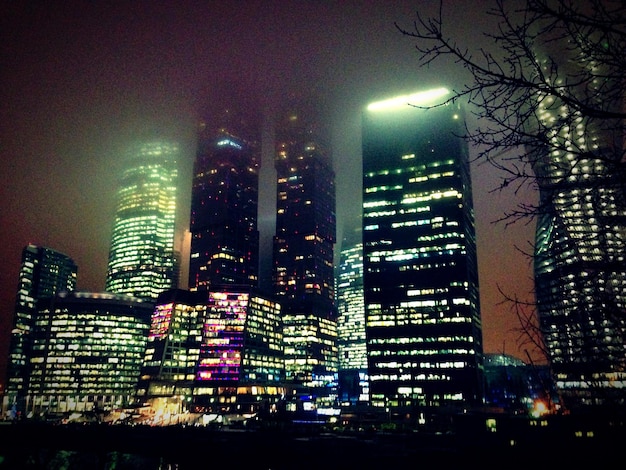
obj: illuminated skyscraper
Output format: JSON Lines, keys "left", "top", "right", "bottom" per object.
{"left": 273, "top": 108, "right": 338, "bottom": 387}
{"left": 28, "top": 291, "right": 152, "bottom": 415}
{"left": 5, "top": 244, "right": 77, "bottom": 413}
{"left": 188, "top": 111, "right": 260, "bottom": 291}
{"left": 361, "top": 88, "right": 484, "bottom": 419}
{"left": 336, "top": 228, "right": 368, "bottom": 403}
{"left": 105, "top": 141, "right": 179, "bottom": 302}
{"left": 137, "top": 288, "right": 284, "bottom": 415}
{"left": 530, "top": 55, "right": 626, "bottom": 412}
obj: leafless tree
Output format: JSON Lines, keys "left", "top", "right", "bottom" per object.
{"left": 397, "top": 0, "right": 626, "bottom": 412}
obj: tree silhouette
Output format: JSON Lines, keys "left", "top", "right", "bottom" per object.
{"left": 396, "top": 0, "right": 626, "bottom": 413}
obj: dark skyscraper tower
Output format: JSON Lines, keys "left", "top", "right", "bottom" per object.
{"left": 272, "top": 107, "right": 338, "bottom": 386}
{"left": 361, "top": 88, "right": 484, "bottom": 419}
{"left": 188, "top": 110, "right": 260, "bottom": 291}
{"left": 105, "top": 141, "right": 179, "bottom": 302}
{"left": 5, "top": 244, "right": 77, "bottom": 412}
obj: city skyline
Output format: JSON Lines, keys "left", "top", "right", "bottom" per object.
{"left": 0, "top": 1, "right": 540, "bottom": 385}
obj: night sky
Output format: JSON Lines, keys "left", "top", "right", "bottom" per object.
{"left": 0, "top": 0, "right": 540, "bottom": 384}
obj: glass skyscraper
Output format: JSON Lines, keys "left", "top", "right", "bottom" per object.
{"left": 530, "top": 55, "right": 626, "bottom": 412}
{"left": 336, "top": 228, "right": 368, "bottom": 403}
{"left": 188, "top": 112, "right": 260, "bottom": 291}
{"left": 272, "top": 108, "right": 338, "bottom": 388}
{"left": 361, "top": 88, "right": 484, "bottom": 419}
{"left": 5, "top": 244, "right": 77, "bottom": 414}
{"left": 105, "top": 141, "right": 179, "bottom": 302}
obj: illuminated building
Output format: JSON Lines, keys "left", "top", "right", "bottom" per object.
{"left": 361, "top": 88, "right": 484, "bottom": 418}
{"left": 188, "top": 111, "right": 260, "bottom": 291}
{"left": 336, "top": 228, "right": 369, "bottom": 403}
{"left": 105, "top": 141, "right": 179, "bottom": 302}
{"left": 137, "top": 288, "right": 284, "bottom": 416}
{"left": 531, "top": 56, "right": 626, "bottom": 412}
{"left": 272, "top": 108, "right": 338, "bottom": 388}
{"left": 4, "top": 245, "right": 77, "bottom": 415}
{"left": 136, "top": 289, "right": 204, "bottom": 410}
{"left": 27, "top": 291, "right": 152, "bottom": 415}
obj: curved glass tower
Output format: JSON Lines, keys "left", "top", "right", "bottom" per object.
{"left": 105, "top": 141, "right": 179, "bottom": 302}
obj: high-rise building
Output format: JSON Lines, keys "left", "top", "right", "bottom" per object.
{"left": 188, "top": 111, "right": 260, "bottom": 291}
{"left": 137, "top": 288, "right": 284, "bottom": 417}
{"left": 5, "top": 244, "right": 77, "bottom": 414}
{"left": 27, "top": 291, "right": 153, "bottom": 416}
{"left": 336, "top": 227, "right": 368, "bottom": 403}
{"left": 272, "top": 108, "right": 338, "bottom": 388}
{"left": 531, "top": 55, "right": 626, "bottom": 412}
{"left": 361, "top": 88, "right": 484, "bottom": 419}
{"left": 105, "top": 140, "right": 179, "bottom": 302}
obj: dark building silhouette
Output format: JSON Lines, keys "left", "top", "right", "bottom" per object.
{"left": 188, "top": 109, "right": 261, "bottom": 291}
{"left": 272, "top": 104, "right": 338, "bottom": 388}
{"left": 5, "top": 245, "right": 77, "bottom": 415}
{"left": 361, "top": 88, "right": 484, "bottom": 420}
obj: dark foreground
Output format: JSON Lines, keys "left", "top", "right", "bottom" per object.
{"left": 0, "top": 416, "right": 623, "bottom": 469}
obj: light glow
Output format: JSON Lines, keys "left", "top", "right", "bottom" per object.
{"left": 367, "top": 87, "right": 450, "bottom": 111}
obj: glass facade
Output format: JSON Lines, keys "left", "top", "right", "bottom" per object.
{"left": 27, "top": 291, "right": 152, "bottom": 415}
{"left": 188, "top": 115, "right": 260, "bottom": 291}
{"left": 5, "top": 244, "right": 77, "bottom": 413}
{"left": 361, "top": 89, "right": 484, "bottom": 415}
{"left": 336, "top": 229, "right": 369, "bottom": 403}
{"left": 138, "top": 288, "right": 284, "bottom": 415}
{"left": 272, "top": 110, "right": 338, "bottom": 387}
{"left": 531, "top": 57, "right": 626, "bottom": 411}
{"left": 105, "top": 141, "right": 179, "bottom": 302}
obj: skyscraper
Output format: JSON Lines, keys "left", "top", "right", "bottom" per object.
{"left": 188, "top": 111, "right": 260, "bottom": 291}
{"left": 5, "top": 244, "right": 77, "bottom": 413}
{"left": 336, "top": 227, "right": 368, "bottom": 403}
{"left": 530, "top": 54, "right": 626, "bottom": 412}
{"left": 361, "top": 88, "right": 484, "bottom": 420}
{"left": 105, "top": 141, "right": 179, "bottom": 302}
{"left": 272, "top": 108, "right": 338, "bottom": 387}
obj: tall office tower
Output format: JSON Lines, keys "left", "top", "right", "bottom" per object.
{"left": 531, "top": 55, "right": 626, "bottom": 412}
{"left": 105, "top": 141, "right": 179, "bottom": 302}
{"left": 362, "top": 88, "right": 484, "bottom": 420}
{"left": 28, "top": 291, "right": 152, "bottom": 415}
{"left": 188, "top": 110, "right": 260, "bottom": 291}
{"left": 273, "top": 108, "right": 338, "bottom": 387}
{"left": 138, "top": 288, "right": 283, "bottom": 416}
{"left": 336, "top": 227, "right": 368, "bottom": 403}
{"left": 5, "top": 244, "right": 77, "bottom": 414}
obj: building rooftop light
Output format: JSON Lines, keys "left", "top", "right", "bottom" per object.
{"left": 367, "top": 87, "right": 450, "bottom": 112}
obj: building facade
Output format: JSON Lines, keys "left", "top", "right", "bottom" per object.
{"left": 137, "top": 288, "right": 284, "bottom": 418}
{"left": 188, "top": 112, "right": 260, "bottom": 291}
{"left": 530, "top": 54, "right": 626, "bottom": 413}
{"left": 335, "top": 228, "right": 369, "bottom": 404}
{"left": 5, "top": 244, "right": 77, "bottom": 415}
{"left": 105, "top": 140, "right": 179, "bottom": 302}
{"left": 361, "top": 88, "right": 484, "bottom": 420}
{"left": 26, "top": 291, "right": 153, "bottom": 416}
{"left": 272, "top": 108, "right": 338, "bottom": 388}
